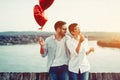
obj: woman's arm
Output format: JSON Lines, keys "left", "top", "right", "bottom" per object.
{"left": 86, "top": 47, "right": 94, "bottom": 55}
{"left": 76, "top": 34, "right": 85, "bottom": 54}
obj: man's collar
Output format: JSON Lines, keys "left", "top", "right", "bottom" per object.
{"left": 52, "top": 34, "right": 66, "bottom": 40}
{"left": 52, "top": 35, "right": 56, "bottom": 40}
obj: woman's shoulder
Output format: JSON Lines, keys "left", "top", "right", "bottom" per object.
{"left": 84, "top": 38, "right": 88, "bottom": 42}
{"left": 66, "top": 37, "right": 73, "bottom": 43}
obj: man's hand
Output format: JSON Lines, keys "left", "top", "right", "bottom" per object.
{"left": 38, "top": 37, "right": 44, "bottom": 46}
{"left": 38, "top": 37, "right": 45, "bottom": 54}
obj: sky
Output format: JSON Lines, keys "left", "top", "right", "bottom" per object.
{"left": 0, "top": 0, "right": 120, "bottom": 32}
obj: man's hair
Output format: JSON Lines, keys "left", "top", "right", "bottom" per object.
{"left": 68, "top": 23, "right": 78, "bottom": 33}
{"left": 54, "top": 21, "right": 66, "bottom": 31}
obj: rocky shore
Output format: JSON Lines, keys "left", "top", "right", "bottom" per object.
{"left": 97, "top": 39, "right": 120, "bottom": 48}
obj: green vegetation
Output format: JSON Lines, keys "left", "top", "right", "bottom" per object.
{"left": 0, "top": 31, "right": 53, "bottom": 45}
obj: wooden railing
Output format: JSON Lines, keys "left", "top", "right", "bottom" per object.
{"left": 0, "top": 72, "right": 120, "bottom": 80}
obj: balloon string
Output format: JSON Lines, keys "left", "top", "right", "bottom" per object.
{"left": 38, "top": 27, "right": 43, "bottom": 30}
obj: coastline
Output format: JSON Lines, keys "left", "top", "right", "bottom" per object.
{"left": 0, "top": 31, "right": 120, "bottom": 48}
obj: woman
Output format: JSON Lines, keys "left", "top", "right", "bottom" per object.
{"left": 66, "top": 23, "right": 94, "bottom": 80}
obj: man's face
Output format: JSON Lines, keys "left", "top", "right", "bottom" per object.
{"left": 59, "top": 24, "right": 67, "bottom": 36}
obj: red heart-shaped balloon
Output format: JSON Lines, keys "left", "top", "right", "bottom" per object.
{"left": 33, "top": 5, "right": 47, "bottom": 29}
{"left": 39, "top": 0, "right": 54, "bottom": 11}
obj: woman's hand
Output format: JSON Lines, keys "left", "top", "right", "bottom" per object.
{"left": 90, "top": 47, "right": 95, "bottom": 52}
{"left": 79, "top": 34, "right": 85, "bottom": 43}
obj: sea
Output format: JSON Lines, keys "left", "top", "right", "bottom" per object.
{"left": 0, "top": 41, "right": 120, "bottom": 73}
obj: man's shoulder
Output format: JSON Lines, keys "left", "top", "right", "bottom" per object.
{"left": 65, "top": 35, "right": 71, "bottom": 40}
{"left": 65, "top": 35, "right": 72, "bottom": 43}
{"left": 45, "top": 35, "right": 54, "bottom": 41}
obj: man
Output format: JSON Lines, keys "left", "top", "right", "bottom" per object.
{"left": 38, "top": 21, "right": 70, "bottom": 80}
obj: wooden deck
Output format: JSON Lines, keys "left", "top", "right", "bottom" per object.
{"left": 0, "top": 72, "right": 120, "bottom": 80}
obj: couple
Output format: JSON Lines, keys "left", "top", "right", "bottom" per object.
{"left": 38, "top": 21, "right": 94, "bottom": 80}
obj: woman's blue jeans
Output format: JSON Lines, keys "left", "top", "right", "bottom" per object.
{"left": 69, "top": 70, "right": 89, "bottom": 80}
{"left": 49, "top": 65, "right": 69, "bottom": 80}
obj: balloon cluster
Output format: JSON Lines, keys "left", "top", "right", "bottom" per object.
{"left": 33, "top": 0, "right": 54, "bottom": 30}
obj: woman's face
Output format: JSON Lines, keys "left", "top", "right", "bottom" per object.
{"left": 71, "top": 25, "right": 80, "bottom": 36}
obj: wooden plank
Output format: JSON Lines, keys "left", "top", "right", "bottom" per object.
{"left": 0, "top": 73, "right": 120, "bottom": 80}
{"left": 30, "top": 73, "right": 36, "bottom": 80}
{"left": 96, "top": 73, "right": 102, "bottom": 80}
{"left": 107, "top": 73, "right": 113, "bottom": 80}
{"left": 89, "top": 73, "right": 93, "bottom": 80}
{"left": 91, "top": 73, "right": 97, "bottom": 80}
{"left": 102, "top": 73, "right": 108, "bottom": 80}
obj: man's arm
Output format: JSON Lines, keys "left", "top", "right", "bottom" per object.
{"left": 38, "top": 37, "right": 45, "bottom": 54}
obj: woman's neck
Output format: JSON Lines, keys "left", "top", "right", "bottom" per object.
{"left": 73, "top": 35, "right": 80, "bottom": 41}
